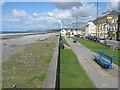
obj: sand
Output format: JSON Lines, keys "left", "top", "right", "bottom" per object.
{"left": 1, "top": 33, "right": 54, "bottom": 62}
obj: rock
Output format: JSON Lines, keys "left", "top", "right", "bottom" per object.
{"left": 29, "top": 65, "right": 31, "bottom": 67}
{"left": 12, "top": 85, "right": 16, "bottom": 88}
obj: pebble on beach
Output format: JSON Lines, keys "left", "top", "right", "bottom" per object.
{"left": 12, "top": 85, "right": 16, "bottom": 88}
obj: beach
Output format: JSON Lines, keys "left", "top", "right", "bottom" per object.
{"left": 1, "top": 33, "right": 53, "bottom": 62}
{"left": 1, "top": 33, "right": 58, "bottom": 88}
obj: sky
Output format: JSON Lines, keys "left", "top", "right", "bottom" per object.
{"left": 0, "top": 1, "right": 119, "bottom": 31}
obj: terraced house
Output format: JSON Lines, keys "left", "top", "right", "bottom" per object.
{"left": 85, "top": 20, "right": 97, "bottom": 36}
{"left": 109, "top": 16, "right": 118, "bottom": 40}
{"left": 97, "top": 10, "right": 120, "bottom": 40}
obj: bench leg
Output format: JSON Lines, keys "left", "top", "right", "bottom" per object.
{"left": 109, "top": 65, "right": 112, "bottom": 69}
{"left": 94, "top": 58, "right": 97, "bottom": 61}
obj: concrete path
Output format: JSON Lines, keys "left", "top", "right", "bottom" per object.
{"left": 64, "top": 36, "right": 119, "bottom": 89}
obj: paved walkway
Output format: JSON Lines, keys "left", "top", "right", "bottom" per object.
{"left": 64, "top": 36, "right": 119, "bottom": 89}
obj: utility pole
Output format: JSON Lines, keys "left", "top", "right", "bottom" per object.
{"left": 117, "top": 15, "right": 120, "bottom": 41}
{"left": 116, "top": 1, "right": 120, "bottom": 41}
{"left": 96, "top": 0, "right": 98, "bottom": 37}
{"left": 61, "top": 20, "right": 64, "bottom": 31}
{"left": 76, "top": 17, "right": 78, "bottom": 30}
{"left": 60, "top": 20, "right": 62, "bottom": 31}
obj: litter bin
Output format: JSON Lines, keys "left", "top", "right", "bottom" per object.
{"left": 73, "top": 40, "right": 76, "bottom": 43}
{"left": 59, "top": 42, "right": 64, "bottom": 49}
{"left": 73, "top": 38, "right": 77, "bottom": 43}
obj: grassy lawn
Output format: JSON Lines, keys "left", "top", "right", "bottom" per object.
{"left": 60, "top": 37, "right": 70, "bottom": 47}
{"left": 2, "top": 35, "right": 58, "bottom": 88}
{"left": 60, "top": 38, "right": 96, "bottom": 88}
{"left": 72, "top": 37, "right": 119, "bottom": 66}
{"left": 60, "top": 49, "right": 96, "bottom": 88}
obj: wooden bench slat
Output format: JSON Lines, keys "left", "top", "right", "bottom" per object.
{"left": 93, "top": 51, "right": 115, "bottom": 69}
{"left": 93, "top": 55, "right": 110, "bottom": 65}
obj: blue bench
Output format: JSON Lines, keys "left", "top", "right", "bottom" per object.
{"left": 93, "top": 51, "right": 116, "bottom": 69}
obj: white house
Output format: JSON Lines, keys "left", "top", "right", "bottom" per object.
{"left": 85, "top": 21, "right": 97, "bottom": 36}
{"left": 70, "top": 29, "right": 82, "bottom": 35}
{"left": 60, "top": 29, "right": 66, "bottom": 35}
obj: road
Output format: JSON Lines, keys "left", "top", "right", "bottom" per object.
{"left": 106, "top": 40, "right": 120, "bottom": 48}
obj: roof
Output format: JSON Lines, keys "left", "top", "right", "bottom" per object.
{"left": 102, "top": 10, "right": 120, "bottom": 17}
{"left": 85, "top": 24, "right": 89, "bottom": 27}
{"left": 93, "top": 18, "right": 99, "bottom": 25}
{"left": 88, "top": 20, "right": 93, "bottom": 22}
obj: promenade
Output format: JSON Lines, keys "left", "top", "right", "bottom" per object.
{"left": 64, "top": 36, "right": 119, "bottom": 88}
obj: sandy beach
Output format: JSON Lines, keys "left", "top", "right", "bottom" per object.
{"left": 2, "top": 32, "right": 58, "bottom": 88}
{"left": 1, "top": 33, "right": 54, "bottom": 62}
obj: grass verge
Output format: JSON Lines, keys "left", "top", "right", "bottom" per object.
{"left": 72, "top": 37, "right": 119, "bottom": 66}
{"left": 60, "top": 37, "right": 96, "bottom": 88}
{"left": 60, "top": 37, "right": 70, "bottom": 47}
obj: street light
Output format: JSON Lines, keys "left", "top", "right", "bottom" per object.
{"left": 117, "top": 15, "right": 120, "bottom": 41}
{"left": 96, "top": 0, "right": 99, "bottom": 37}
{"left": 71, "top": 21, "right": 76, "bottom": 30}
{"left": 60, "top": 19, "right": 64, "bottom": 31}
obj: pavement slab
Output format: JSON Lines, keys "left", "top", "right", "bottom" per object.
{"left": 64, "top": 36, "right": 119, "bottom": 89}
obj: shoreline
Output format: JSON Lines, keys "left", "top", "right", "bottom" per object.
{"left": 1, "top": 33, "right": 55, "bottom": 62}
{"left": 0, "top": 32, "right": 53, "bottom": 40}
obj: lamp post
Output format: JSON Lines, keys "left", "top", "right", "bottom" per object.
{"left": 96, "top": 0, "right": 98, "bottom": 37}
{"left": 60, "top": 20, "right": 63, "bottom": 31}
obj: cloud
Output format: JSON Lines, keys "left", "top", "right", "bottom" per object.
{"left": 12, "top": 9, "right": 27, "bottom": 17}
{"left": 2, "top": 2, "right": 97, "bottom": 30}
{"left": 53, "top": 2, "right": 82, "bottom": 9}
{"left": 2, "top": 15, "right": 20, "bottom": 22}
{"left": 106, "top": 1, "right": 119, "bottom": 11}
{"left": 25, "top": 2, "right": 97, "bottom": 29}
{"left": 0, "top": 1, "right": 4, "bottom": 6}
{"left": 3, "top": 18, "right": 20, "bottom": 22}
{"left": 70, "top": 3, "right": 97, "bottom": 18}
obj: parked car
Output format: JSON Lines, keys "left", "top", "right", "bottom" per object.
{"left": 85, "top": 35, "right": 93, "bottom": 40}
{"left": 92, "top": 36, "right": 98, "bottom": 42}
{"left": 74, "top": 34, "right": 83, "bottom": 38}
{"left": 79, "top": 35, "right": 83, "bottom": 38}
{"left": 55, "top": 33, "right": 59, "bottom": 36}
{"left": 97, "top": 38, "right": 106, "bottom": 44}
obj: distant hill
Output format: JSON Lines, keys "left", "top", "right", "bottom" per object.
{"left": 1, "top": 29, "right": 61, "bottom": 34}
{"left": 46, "top": 29, "right": 61, "bottom": 33}
{"left": 1, "top": 31, "right": 28, "bottom": 34}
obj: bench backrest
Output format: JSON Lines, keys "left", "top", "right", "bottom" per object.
{"left": 98, "top": 51, "right": 116, "bottom": 60}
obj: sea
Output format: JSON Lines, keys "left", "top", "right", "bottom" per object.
{"left": 0, "top": 30, "right": 58, "bottom": 39}
{"left": 0, "top": 32, "right": 37, "bottom": 39}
